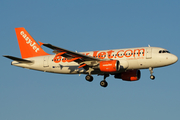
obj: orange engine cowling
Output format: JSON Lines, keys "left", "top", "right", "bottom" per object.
{"left": 114, "top": 70, "right": 141, "bottom": 81}
{"left": 99, "top": 60, "right": 120, "bottom": 72}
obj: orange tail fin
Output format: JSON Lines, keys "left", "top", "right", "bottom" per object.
{"left": 15, "top": 27, "right": 49, "bottom": 58}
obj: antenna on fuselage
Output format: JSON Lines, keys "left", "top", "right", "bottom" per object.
{"left": 148, "top": 44, "right": 151, "bottom": 47}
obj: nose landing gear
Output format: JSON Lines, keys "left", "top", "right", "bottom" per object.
{"left": 150, "top": 75, "right": 155, "bottom": 80}
{"left": 149, "top": 67, "right": 155, "bottom": 80}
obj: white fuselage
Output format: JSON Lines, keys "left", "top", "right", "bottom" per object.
{"left": 12, "top": 47, "right": 178, "bottom": 74}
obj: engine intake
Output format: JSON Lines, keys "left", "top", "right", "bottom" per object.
{"left": 99, "top": 60, "right": 120, "bottom": 72}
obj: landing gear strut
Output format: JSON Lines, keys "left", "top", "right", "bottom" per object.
{"left": 100, "top": 74, "right": 109, "bottom": 87}
{"left": 85, "top": 68, "right": 94, "bottom": 82}
{"left": 149, "top": 67, "right": 155, "bottom": 80}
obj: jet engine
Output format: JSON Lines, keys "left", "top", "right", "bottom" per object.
{"left": 114, "top": 69, "right": 141, "bottom": 81}
{"left": 99, "top": 60, "right": 120, "bottom": 72}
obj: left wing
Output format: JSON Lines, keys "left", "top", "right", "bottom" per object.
{"left": 43, "top": 43, "right": 103, "bottom": 63}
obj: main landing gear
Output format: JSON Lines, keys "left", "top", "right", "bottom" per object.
{"left": 85, "top": 74, "right": 109, "bottom": 87}
{"left": 100, "top": 74, "right": 109, "bottom": 87}
{"left": 85, "top": 75, "right": 93, "bottom": 82}
{"left": 149, "top": 67, "right": 155, "bottom": 80}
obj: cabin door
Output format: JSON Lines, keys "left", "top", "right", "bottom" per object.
{"left": 146, "top": 48, "right": 152, "bottom": 59}
{"left": 43, "top": 56, "right": 49, "bottom": 67}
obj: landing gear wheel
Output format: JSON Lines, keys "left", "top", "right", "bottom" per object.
{"left": 150, "top": 75, "right": 155, "bottom": 80}
{"left": 85, "top": 75, "right": 93, "bottom": 82}
{"left": 149, "top": 67, "right": 155, "bottom": 80}
{"left": 100, "top": 80, "right": 108, "bottom": 87}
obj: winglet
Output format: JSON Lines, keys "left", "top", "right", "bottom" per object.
{"left": 38, "top": 41, "right": 44, "bottom": 47}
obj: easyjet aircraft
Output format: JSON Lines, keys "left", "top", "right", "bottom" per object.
{"left": 3, "top": 28, "right": 178, "bottom": 87}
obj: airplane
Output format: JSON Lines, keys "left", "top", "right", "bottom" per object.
{"left": 3, "top": 27, "right": 178, "bottom": 87}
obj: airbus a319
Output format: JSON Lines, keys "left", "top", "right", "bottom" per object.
{"left": 3, "top": 28, "right": 178, "bottom": 87}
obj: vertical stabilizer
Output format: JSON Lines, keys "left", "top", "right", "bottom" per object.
{"left": 15, "top": 27, "right": 49, "bottom": 58}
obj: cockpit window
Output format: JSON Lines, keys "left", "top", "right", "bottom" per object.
{"left": 159, "top": 50, "right": 170, "bottom": 53}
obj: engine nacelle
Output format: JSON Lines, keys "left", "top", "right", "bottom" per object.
{"left": 114, "top": 69, "right": 141, "bottom": 81}
{"left": 99, "top": 60, "right": 120, "bottom": 72}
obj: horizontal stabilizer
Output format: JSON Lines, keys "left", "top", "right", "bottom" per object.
{"left": 3, "top": 55, "right": 33, "bottom": 63}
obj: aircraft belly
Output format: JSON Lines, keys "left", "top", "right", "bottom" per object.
{"left": 137, "top": 59, "right": 152, "bottom": 69}
{"left": 126, "top": 60, "right": 139, "bottom": 69}
{"left": 49, "top": 62, "right": 85, "bottom": 74}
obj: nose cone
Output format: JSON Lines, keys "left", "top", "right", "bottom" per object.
{"left": 174, "top": 55, "right": 178, "bottom": 63}
{"left": 170, "top": 54, "right": 178, "bottom": 64}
